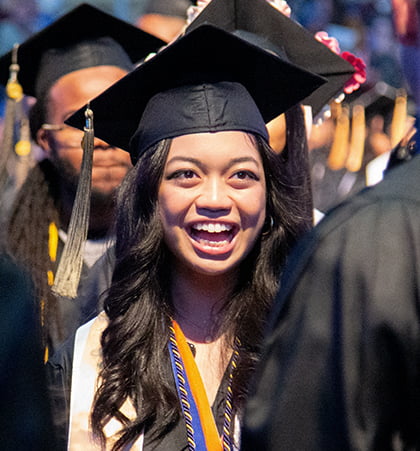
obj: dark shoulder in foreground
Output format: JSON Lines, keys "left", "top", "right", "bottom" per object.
{"left": 46, "top": 334, "right": 76, "bottom": 451}
{"left": 242, "top": 155, "right": 420, "bottom": 451}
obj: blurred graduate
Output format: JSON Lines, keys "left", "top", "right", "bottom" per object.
{"left": 0, "top": 4, "right": 164, "bottom": 358}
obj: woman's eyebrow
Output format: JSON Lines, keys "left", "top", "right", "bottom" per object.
{"left": 166, "top": 156, "right": 260, "bottom": 169}
{"left": 226, "top": 157, "right": 260, "bottom": 168}
{"left": 165, "top": 156, "right": 204, "bottom": 170}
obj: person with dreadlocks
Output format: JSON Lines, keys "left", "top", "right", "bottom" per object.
{"left": 0, "top": 4, "right": 164, "bottom": 359}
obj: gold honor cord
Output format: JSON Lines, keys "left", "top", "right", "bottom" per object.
{"left": 390, "top": 89, "right": 408, "bottom": 148}
{"left": 346, "top": 104, "right": 366, "bottom": 172}
{"left": 41, "top": 221, "right": 59, "bottom": 362}
{"left": 328, "top": 102, "right": 350, "bottom": 170}
{"left": 52, "top": 106, "right": 94, "bottom": 298}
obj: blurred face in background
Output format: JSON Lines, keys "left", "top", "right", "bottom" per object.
{"left": 37, "top": 65, "right": 132, "bottom": 198}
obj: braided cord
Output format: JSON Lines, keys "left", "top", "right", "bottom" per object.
{"left": 169, "top": 325, "right": 196, "bottom": 450}
{"left": 169, "top": 325, "right": 239, "bottom": 450}
{"left": 222, "top": 337, "right": 240, "bottom": 451}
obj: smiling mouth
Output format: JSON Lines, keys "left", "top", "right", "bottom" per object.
{"left": 189, "top": 222, "right": 236, "bottom": 248}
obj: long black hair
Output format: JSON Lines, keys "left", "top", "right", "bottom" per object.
{"left": 91, "top": 104, "right": 312, "bottom": 449}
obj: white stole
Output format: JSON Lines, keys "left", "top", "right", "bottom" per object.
{"left": 67, "top": 312, "right": 144, "bottom": 450}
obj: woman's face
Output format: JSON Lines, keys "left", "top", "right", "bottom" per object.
{"left": 158, "top": 131, "right": 266, "bottom": 278}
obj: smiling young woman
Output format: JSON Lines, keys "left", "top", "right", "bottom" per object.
{"left": 47, "top": 23, "right": 325, "bottom": 451}
{"left": 94, "top": 124, "right": 306, "bottom": 450}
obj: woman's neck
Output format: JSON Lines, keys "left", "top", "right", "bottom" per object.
{"left": 170, "top": 266, "right": 238, "bottom": 404}
{"left": 171, "top": 266, "right": 237, "bottom": 343}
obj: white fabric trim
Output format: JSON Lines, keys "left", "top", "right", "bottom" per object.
{"left": 68, "top": 313, "right": 144, "bottom": 450}
{"left": 365, "top": 152, "right": 390, "bottom": 186}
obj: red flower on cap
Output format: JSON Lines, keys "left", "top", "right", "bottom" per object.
{"left": 314, "top": 31, "right": 341, "bottom": 54}
{"left": 315, "top": 31, "right": 366, "bottom": 94}
{"left": 340, "top": 51, "right": 367, "bottom": 94}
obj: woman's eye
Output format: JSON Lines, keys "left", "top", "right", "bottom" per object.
{"left": 232, "top": 170, "right": 259, "bottom": 181}
{"left": 182, "top": 170, "right": 196, "bottom": 179}
{"left": 167, "top": 169, "right": 198, "bottom": 180}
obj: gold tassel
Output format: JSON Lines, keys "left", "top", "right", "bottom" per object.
{"left": 327, "top": 102, "right": 350, "bottom": 170}
{"left": 52, "top": 105, "right": 94, "bottom": 298}
{"left": 14, "top": 98, "right": 33, "bottom": 189}
{"left": 346, "top": 104, "right": 366, "bottom": 172}
{"left": 390, "top": 89, "right": 407, "bottom": 148}
{"left": 0, "top": 44, "right": 22, "bottom": 188}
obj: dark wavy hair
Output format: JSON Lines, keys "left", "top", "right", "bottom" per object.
{"left": 91, "top": 104, "right": 312, "bottom": 449}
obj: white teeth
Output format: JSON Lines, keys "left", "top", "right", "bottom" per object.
{"left": 201, "top": 239, "right": 229, "bottom": 248}
{"left": 193, "top": 223, "right": 232, "bottom": 233}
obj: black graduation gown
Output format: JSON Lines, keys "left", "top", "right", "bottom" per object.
{"left": 242, "top": 154, "right": 420, "bottom": 450}
{"left": 0, "top": 254, "right": 56, "bottom": 450}
{"left": 75, "top": 246, "right": 115, "bottom": 324}
{"left": 47, "top": 327, "right": 234, "bottom": 450}
{"left": 47, "top": 239, "right": 94, "bottom": 357}
{"left": 48, "top": 239, "right": 116, "bottom": 357}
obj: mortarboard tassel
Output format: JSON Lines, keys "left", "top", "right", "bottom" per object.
{"left": 52, "top": 105, "right": 94, "bottom": 298}
{"left": 0, "top": 44, "right": 22, "bottom": 189}
{"left": 327, "top": 101, "right": 350, "bottom": 170}
{"left": 390, "top": 88, "right": 408, "bottom": 148}
{"left": 346, "top": 104, "right": 365, "bottom": 172}
{"left": 14, "top": 98, "right": 33, "bottom": 189}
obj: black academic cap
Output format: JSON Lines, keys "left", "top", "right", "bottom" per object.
{"left": 143, "top": 0, "right": 193, "bottom": 18}
{"left": 66, "top": 24, "right": 326, "bottom": 161}
{"left": 185, "top": 0, "right": 355, "bottom": 116}
{"left": 0, "top": 3, "right": 165, "bottom": 98}
{"left": 352, "top": 82, "right": 398, "bottom": 123}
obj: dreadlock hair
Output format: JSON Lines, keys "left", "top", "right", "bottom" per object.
{"left": 7, "top": 96, "right": 65, "bottom": 351}
{"left": 91, "top": 103, "right": 313, "bottom": 450}
{"left": 6, "top": 158, "right": 62, "bottom": 350}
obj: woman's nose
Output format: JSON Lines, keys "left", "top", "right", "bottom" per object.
{"left": 195, "top": 177, "right": 232, "bottom": 212}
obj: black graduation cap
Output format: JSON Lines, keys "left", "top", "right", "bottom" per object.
{"left": 352, "top": 82, "right": 399, "bottom": 124}
{"left": 0, "top": 3, "right": 165, "bottom": 98}
{"left": 66, "top": 24, "right": 326, "bottom": 163}
{"left": 185, "top": 0, "right": 355, "bottom": 116}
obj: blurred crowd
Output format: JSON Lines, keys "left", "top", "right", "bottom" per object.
{"left": 0, "top": 0, "right": 414, "bottom": 213}
{"left": 0, "top": 0, "right": 406, "bottom": 90}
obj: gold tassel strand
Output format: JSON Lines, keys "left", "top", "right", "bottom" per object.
{"left": 328, "top": 101, "right": 350, "bottom": 170}
{"left": 0, "top": 44, "right": 22, "bottom": 189}
{"left": 346, "top": 104, "right": 366, "bottom": 172}
{"left": 14, "top": 98, "right": 33, "bottom": 189}
{"left": 52, "top": 105, "right": 94, "bottom": 298}
{"left": 390, "top": 88, "right": 407, "bottom": 148}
